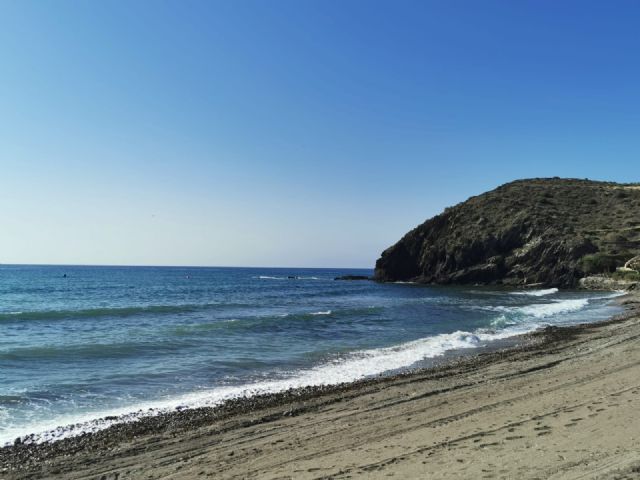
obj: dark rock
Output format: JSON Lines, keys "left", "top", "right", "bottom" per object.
{"left": 374, "top": 178, "right": 640, "bottom": 288}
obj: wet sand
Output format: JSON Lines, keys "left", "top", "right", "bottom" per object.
{"left": 2, "top": 293, "right": 640, "bottom": 479}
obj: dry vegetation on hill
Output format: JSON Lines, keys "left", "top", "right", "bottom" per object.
{"left": 375, "top": 178, "right": 640, "bottom": 287}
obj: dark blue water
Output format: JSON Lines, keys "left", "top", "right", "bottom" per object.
{"left": 0, "top": 265, "right": 622, "bottom": 444}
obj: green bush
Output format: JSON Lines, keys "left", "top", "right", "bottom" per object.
{"left": 611, "top": 270, "right": 640, "bottom": 282}
{"left": 615, "top": 190, "right": 629, "bottom": 199}
{"left": 604, "top": 232, "right": 628, "bottom": 243}
{"left": 581, "top": 253, "right": 619, "bottom": 274}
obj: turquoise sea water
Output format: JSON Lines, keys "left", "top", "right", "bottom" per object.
{"left": 0, "top": 265, "right": 623, "bottom": 445}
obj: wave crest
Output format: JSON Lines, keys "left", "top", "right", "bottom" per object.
{"left": 510, "top": 288, "right": 559, "bottom": 297}
{"left": 0, "top": 303, "right": 243, "bottom": 323}
{"left": 1, "top": 326, "right": 520, "bottom": 446}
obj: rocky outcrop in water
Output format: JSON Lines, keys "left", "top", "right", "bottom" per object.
{"left": 374, "top": 178, "right": 640, "bottom": 288}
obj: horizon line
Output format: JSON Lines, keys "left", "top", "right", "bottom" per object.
{"left": 0, "top": 262, "right": 374, "bottom": 270}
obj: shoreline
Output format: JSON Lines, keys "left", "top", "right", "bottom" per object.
{"left": 2, "top": 291, "right": 639, "bottom": 479}
{"left": 0, "top": 324, "right": 546, "bottom": 449}
{"left": 0, "top": 288, "right": 619, "bottom": 449}
{"left": 0, "top": 319, "right": 540, "bottom": 448}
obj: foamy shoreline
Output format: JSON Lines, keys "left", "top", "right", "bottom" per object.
{"left": 0, "top": 289, "right": 624, "bottom": 448}
{"left": 2, "top": 291, "right": 639, "bottom": 479}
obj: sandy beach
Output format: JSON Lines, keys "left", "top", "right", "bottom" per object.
{"left": 2, "top": 292, "right": 639, "bottom": 480}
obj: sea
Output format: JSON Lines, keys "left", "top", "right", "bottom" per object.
{"left": 0, "top": 264, "right": 624, "bottom": 446}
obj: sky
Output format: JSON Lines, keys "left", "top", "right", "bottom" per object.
{"left": 1, "top": 0, "right": 639, "bottom": 268}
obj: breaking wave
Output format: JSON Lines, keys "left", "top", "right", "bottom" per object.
{"left": 0, "top": 326, "right": 521, "bottom": 446}
{"left": 510, "top": 288, "right": 559, "bottom": 297}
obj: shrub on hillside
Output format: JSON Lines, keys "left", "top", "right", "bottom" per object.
{"left": 581, "top": 253, "right": 619, "bottom": 274}
{"left": 611, "top": 270, "right": 640, "bottom": 282}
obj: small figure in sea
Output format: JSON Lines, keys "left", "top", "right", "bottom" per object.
{"left": 63, "top": 274, "right": 67, "bottom": 278}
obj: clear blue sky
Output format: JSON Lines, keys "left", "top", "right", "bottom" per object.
{"left": 1, "top": 1, "right": 639, "bottom": 267}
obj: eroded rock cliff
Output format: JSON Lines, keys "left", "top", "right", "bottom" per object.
{"left": 374, "top": 178, "right": 640, "bottom": 288}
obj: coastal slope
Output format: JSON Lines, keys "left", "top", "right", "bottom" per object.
{"left": 374, "top": 178, "right": 640, "bottom": 287}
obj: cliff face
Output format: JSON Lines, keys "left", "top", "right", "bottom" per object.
{"left": 374, "top": 178, "right": 640, "bottom": 288}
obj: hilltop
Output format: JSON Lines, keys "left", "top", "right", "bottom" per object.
{"left": 374, "top": 178, "right": 640, "bottom": 288}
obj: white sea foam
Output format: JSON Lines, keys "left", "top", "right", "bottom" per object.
{"left": 0, "top": 326, "right": 527, "bottom": 446}
{"left": 491, "top": 298, "right": 589, "bottom": 318}
{"left": 2, "top": 291, "right": 624, "bottom": 447}
{"left": 488, "top": 298, "right": 591, "bottom": 329}
{"left": 517, "top": 298, "right": 589, "bottom": 318}
{"left": 489, "top": 291, "right": 624, "bottom": 328}
{"left": 510, "top": 288, "right": 559, "bottom": 297}
{"left": 310, "top": 310, "right": 332, "bottom": 315}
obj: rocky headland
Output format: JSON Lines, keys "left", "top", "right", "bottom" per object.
{"left": 375, "top": 178, "right": 640, "bottom": 288}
